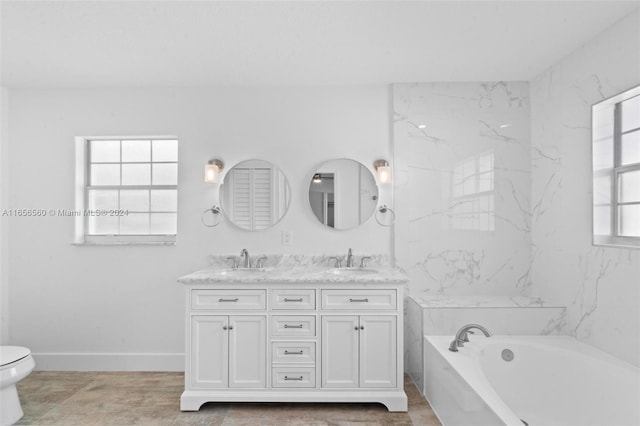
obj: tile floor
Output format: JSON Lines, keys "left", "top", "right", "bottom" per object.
{"left": 15, "top": 372, "right": 441, "bottom": 425}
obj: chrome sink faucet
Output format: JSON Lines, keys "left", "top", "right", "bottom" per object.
{"left": 240, "top": 249, "right": 250, "bottom": 268}
{"left": 448, "top": 324, "right": 492, "bottom": 352}
{"left": 346, "top": 248, "right": 354, "bottom": 268}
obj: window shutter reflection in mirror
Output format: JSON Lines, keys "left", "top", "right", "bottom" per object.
{"left": 220, "top": 160, "right": 291, "bottom": 231}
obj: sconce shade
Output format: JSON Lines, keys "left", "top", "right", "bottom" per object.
{"left": 374, "top": 159, "right": 392, "bottom": 184}
{"left": 312, "top": 173, "right": 322, "bottom": 183}
{"left": 205, "top": 159, "right": 224, "bottom": 183}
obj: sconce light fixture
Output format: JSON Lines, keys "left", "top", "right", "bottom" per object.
{"left": 374, "top": 159, "right": 392, "bottom": 184}
{"left": 312, "top": 173, "right": 322, "bottom": 183}
{"left": 204, "top": 159, "right": 224, "bottom": 183}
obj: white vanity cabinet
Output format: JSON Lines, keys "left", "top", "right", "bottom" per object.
{"left": 180, "top": 281, "right": 407, "bottom": 412}
{"left": 322, "top": 315, "right": 397, "bottom": 388}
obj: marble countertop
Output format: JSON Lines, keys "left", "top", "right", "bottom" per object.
{"left": 178, "top": 266, "right": 408, "bottom": 284}
{"left": 178, "top": 253, "right": 408, "bottom": 284}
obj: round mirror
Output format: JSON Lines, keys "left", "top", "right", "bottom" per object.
{"left": 308, "top": 159, "right": 378, "bottom": 230}
{"left": 220, "top": 159, "right": 291, "bottom": 231}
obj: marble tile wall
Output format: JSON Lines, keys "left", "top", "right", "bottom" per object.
{"left": 530, "top": 10, "right": 640, "bottom": 367}
{"left": 393, "top": 82, "right": 532, "bottom": 298}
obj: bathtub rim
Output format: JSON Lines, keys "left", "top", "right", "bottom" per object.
{"left": 424, "top": 334, "right": 640, "bottom": 426}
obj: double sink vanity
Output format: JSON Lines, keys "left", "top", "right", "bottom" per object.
{"left": 178, "top": 252, "right": 408, "bottom": 412}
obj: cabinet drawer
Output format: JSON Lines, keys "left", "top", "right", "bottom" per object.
{"left": 272, "top": 367, "right": 316, "bottom": 388}
{"left": 191, "top": 290, "right": 266, "bottom": 310}
{"left": 272, "top": 342, "right": 316, "bottom": 364}
{"left": 271, "top": 315, "right": 316, "bottom": 337}
{"left": 271, "top": 289, "right": 316, "bottom": 310}
{"left": 321, "top": 290, "right": 397, "bottom": 310}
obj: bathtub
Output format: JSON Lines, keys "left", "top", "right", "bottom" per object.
{"left": 424, "top": 335, "right": 640, "bottom": 426}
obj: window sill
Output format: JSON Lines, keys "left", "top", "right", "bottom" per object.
{"left": 593, "top": 236, "right": 640, "bottom": 250}
{"left": 72, "top": 241, "right": 176, "bottom": 246}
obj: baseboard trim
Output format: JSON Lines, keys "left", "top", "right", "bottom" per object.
{"left": 32, "top": 352, "right": 184, "bottom": 371}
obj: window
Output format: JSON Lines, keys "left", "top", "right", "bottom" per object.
{"left": 75, "top": 137, "right": 178, "bottom": 244}
{"left": 450, "top": 151, "right": 495, "bottom": 231}
{"left": 592, "top": 85, "right": 640, "bottom": 248}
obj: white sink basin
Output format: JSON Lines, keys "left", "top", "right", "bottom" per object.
{"left": 327, "top": 268, "right": 378, "bottom": 275}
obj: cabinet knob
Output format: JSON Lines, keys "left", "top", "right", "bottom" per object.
{"left": 223, "top": 325, "right": 228, "bottom": 330}
{"left": 354, "top": 326, "right": 359, "bottom": 331}
{"left": 360, "top": 325, "right": 365, "bottom": 330}
{"left": 228, "top": 325, "right": 234, "bottom": 330}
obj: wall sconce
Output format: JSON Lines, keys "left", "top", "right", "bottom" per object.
{"left": 374, "top": 159, "right": 392, "bottom": 184}
{"left": 204, "top": 159, "right": 224, "bottom": 183}
{"left": 312, "top": 173, "right": 322, "bottom": 183}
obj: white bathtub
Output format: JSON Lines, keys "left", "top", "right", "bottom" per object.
{"left": 424, "top": 335, "right": 640, "bottom": 426}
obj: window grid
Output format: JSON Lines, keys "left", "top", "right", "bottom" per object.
{"left": 593, "top": 88, "right": 640, "bottom": 247}
{"left": 84, "top": 138, "right": 178, "bottom": 240}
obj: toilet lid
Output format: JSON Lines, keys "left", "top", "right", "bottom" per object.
{"left": 0, "top": 346, "right": 31, "bottom": 366}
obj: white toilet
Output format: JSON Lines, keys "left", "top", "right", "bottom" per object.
{"left": 0, "top": 346, "right": 35, "bottom": 426}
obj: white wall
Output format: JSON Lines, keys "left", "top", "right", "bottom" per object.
{"left": 1, "top": 87, "right": 8, "bottom": 345}
{"left": 6, "top": 86, "right": 392, "bottom": 369}
{"left": 530, "top": 10, "right": 640, "bottom": 367}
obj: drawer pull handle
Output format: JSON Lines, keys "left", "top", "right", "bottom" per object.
{"left": 284, "top": 350, "right": 304, "bottom": 355}
{"left": 284, "top": 376, "right": 304, "bottom": 381}
{"left": 218, "top": 298, "right": 239, "bottom": 302}
{"left": 284, "top": 298, "right": 303, "bottom": 302}
{"left": 284, "top": 324, "right": 304, "bottom": 329}
{"left": 349, "top": 298, "right": 369, "bottom": 303}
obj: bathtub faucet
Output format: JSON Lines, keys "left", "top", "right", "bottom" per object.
{"left": 448, "top": 324, "right": 492, "bottom": 352}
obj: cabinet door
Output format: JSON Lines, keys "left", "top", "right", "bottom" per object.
{"left": 321, "top": 315, "right": 359, "bottom": 388}
{"left": 191, "top": 315, "right": 228, "bottom": 388}
{"left": 229, "top": 315, "right": 267, "bottom": 388}
{"left": 360, "top": 315, "right": 397, "bottom": 388}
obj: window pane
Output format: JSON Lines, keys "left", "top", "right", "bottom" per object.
{"left": 621, "top": 95, "right": 640, "bottom": 132}
{"left": 152, "top": 139, "right": 178, "bottom": 162}
{"left": 90, "top": 140, "right": 120, "bottom": 163}
{"left": 88, "top": 216, "right": 119, "bottom": 235}
{"left": 150, "top": 189, "right": 177, "bottom": 212}
{"left": 91, "top": 164, "right": 120, "bottom": 185}
{"left": 593, "top": 206, "right": 611, "bottom": 236}
{"left": 618, "top": 205, "right": 640, "bottom": 237}
{"left": 592, "top": 138, "right": 613, "bottom": 170}
{"left": 593, "top": 175, "right": 611, "bottom": 205}
{"left": 122, "top": 140, "right": 150, "bottom": 163}
{"left": 120, "top": 213, "right": 149, "bottom": 234}
{"left": 122, "top": 164, "right": 151, "bottom": 185}
{"left": 152, "top": 164, "right": 178, "bottom": 185}
{"left": 150, "top": 213, "right": 177, "bottom": 234}
{"left": 120, "top": 190, "right": 149, "bottom": 212}
{"left": 621, "top": 130, "right": 640, "bottom": 166}
{"left": 88, "top": 190, "right": 118, "bottom": 210}
{"left": 619, "top": 170, "right": 640, "bottom": 203}
{"left": 593, "top": 106, "right": 614, "bottom": 140}
{"left": 478, "top": 171, "right": 493, "bottom": 192}
{"left": 478, "top": 153, "right": 493, "bottom": 173}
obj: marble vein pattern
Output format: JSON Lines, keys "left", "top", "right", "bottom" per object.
{"left": 530, "top": 9, "right": 640, "bottom": 367}
{"left": 178, "top": 254, "right": 407, "bottom": 284}
{"left": 393, "top": 82, "right": 532, "bottom": 298}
